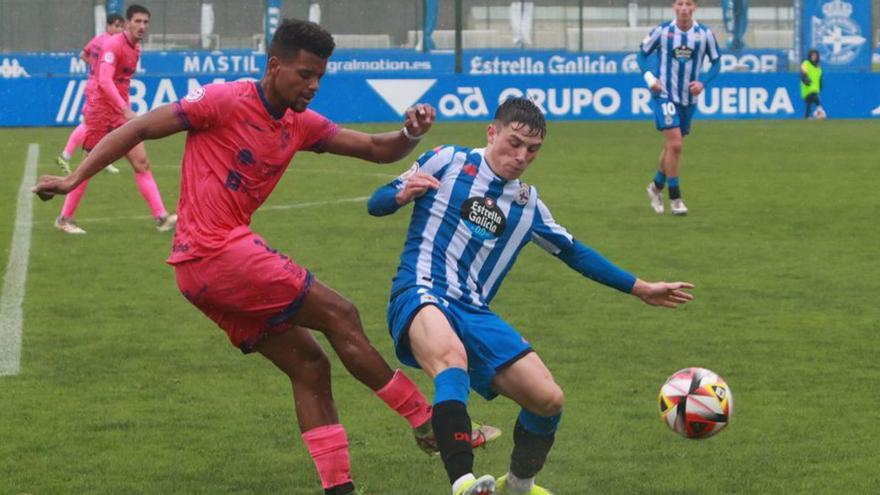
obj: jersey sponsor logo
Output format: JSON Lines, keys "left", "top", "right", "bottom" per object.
{"left": 184, "top": 87, "right": 206, "bottom": 102}
{"left": 461, "top": 197, "right": 507, "bottom": 240}
{"left": 103, "top": 51, "right": 115, "bottom": 64}
{"left": 674, "top": 45, "right": 694, "bottom": 60}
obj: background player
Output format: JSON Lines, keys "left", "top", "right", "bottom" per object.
{"left": 638, "top": 0, "right": 721, "bottom": 216}
{"left": 35, "top": 18, "right": 494, "bottom": 495}
{"left": 368, "top": 98, "right": 695, "bottom": 495}
{"left": 54, "top": 4, "right": 176, "bottom": 234}
{"left": 801, "top": 49, "right": 825, "bottom": 119}
{"left": 54, "top": 13, "right": 125, "bottom": 175}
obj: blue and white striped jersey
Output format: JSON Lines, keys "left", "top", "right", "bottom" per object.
{"left": 640, "top": 20, "right": 721, "bottom": 106}
{"left": 373, "top": 145, "right": 635, "bottom": 309}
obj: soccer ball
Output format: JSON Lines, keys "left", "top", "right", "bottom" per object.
{"left": 813, "top": 107, "right": 827, "bottom": 119}
{"left": 658, "top": 367, "right": 733, "bottom": 439}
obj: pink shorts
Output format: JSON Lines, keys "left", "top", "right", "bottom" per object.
{"left": 83, "top": 113, "right": 126, "bottom": 151}
{"left": 174, "top": 232, "right": 313, "bottom": 353}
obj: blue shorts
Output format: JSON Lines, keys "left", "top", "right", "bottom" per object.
{"left": 387, "top": 286, "right": 533, "bottom": 400}
{"left": 651, "top": 97, "right": 696, "bottom": 136}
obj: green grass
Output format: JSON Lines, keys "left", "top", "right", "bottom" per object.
{"left": 1, "top": 119, "right": 878, "bottom": 494}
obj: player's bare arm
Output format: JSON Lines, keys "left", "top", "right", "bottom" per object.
{"left": 33, "top": 104, "right": 185, "bottom": 200}
{"left": 322, "top": 103, "right": 436, "bottom": 163}
{"left": 631, "top": 279, "right": 695, "bottom": 308}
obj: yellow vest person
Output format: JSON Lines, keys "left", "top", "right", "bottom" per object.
{"left": 800, "top": 49, "right": 824, "bottom": 119}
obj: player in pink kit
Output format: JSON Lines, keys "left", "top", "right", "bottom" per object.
{"left": 54, "top": 13, "right": 125, "bottom": 175}
{"left": 34, "top": 19, "right": 498, "bottom": 494}
{"left": 54, "top": 4, "right": 177, "bottom": 235}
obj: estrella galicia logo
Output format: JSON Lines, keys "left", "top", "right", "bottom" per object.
{"left": 811, "top": 0, "right": 867, "bottom": 66}
{"left": 673, "top": 45, "right": 694, "bottom": 61}
{"left": 461, "top": 197, "right": 506, "bottom": 240}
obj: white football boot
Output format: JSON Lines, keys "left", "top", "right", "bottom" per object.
{"left": 54, "top": 216, "right": 86, "bottom": 234}
{"left": 646, "top": 182, "right": 665, "bottom": 214}
{"left": 670, "top": 198, "right": 688, "bottom": 216}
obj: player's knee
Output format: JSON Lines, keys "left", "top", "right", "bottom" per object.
{"left": 132, "top": 158, "right": 150, "bottom": 172}
{"left": 333, "top": 298, "right": 362, "bottom": 328}
{"left": 299, "top": 347, "right": 331, "bottom": 378}
{"left": 534, "top": 386, "right": 565, "bottom": 417}
{"left": 666, "top": 140, "right": 683, "bottom": 156}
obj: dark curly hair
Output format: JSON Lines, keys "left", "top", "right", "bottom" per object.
{"left": 269, "top": 18, "right": 335, "bottom": 60}
{"left": 494, "top": 97, "right": 546, "bottom": 138}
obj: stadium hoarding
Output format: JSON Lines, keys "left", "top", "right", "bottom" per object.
{"left": 0, "top": 48, "right": 789, "bottom": 79}
{"left": 3, "top": 73, "right": 880, "bottom": 127}
{"left": 801, "top": 0, "right": 872, "bottom": 72}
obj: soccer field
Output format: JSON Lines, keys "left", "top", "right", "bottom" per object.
{"left": 1, "top": 120, "right": 878, "bottom": 494}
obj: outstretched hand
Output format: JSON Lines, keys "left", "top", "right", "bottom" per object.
{"left": 396, "top": 172, "right": 440, "bottom": 205}
{"left": 404, "top": 103, "right": 436, "bottom": 139}
{"left": 632, "top": 280, "right": 695, "bottom": 308}
{"left": 32, "top": 175, "right": 74, "bottom": 201}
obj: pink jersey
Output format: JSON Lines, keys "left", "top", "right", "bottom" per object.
{"left": 87, "top": 32, "right": 140, "bottom": 118}
{"left": 82, "top": 32, "right": 113, "bottom": 107}
{"left": 167, "top": 81, "right": 340, "bottom": 264}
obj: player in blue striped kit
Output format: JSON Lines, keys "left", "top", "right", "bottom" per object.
{"left": 368, "top": 98, "right": 695, "bottom": 495}
{"left": 638, "top": 0, "right": 721, "bottom": 216}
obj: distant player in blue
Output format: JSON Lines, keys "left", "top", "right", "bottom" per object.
{"left": 639, "top": 0, "right": 721, "bottom": 216}
{"left": 367, "top": 98, "right": 695, "bottom": 495}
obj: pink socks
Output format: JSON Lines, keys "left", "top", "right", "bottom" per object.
{"left": 134, "top": 170, "right": 168, "bottom": 219}
{"left": 59, "top": 170, "right": 168, "bottom": 221}
{"left": 60, "top": 179, "right": 90, "bottom": 219}
{"left": 301, "top": 424, "right": 353, "bottom": 491}
{"left": 375, "top": 369, "right": 433, "bottom": 428}
{"left": 63, "top": 124, "right": 87, "bottom": 158}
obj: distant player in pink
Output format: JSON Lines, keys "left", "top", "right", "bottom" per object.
{"left": 54, "top": 13, "right": 125, "bottom": 175}
{"left": 35, "top": 19, "right": 498, "bottom": 495}
{"left": 54, "top": 4, "right": 177, "bottom": 235}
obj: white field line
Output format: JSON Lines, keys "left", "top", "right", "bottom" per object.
{"left": 1, "top": 143, "right": 39, "bottom": 376}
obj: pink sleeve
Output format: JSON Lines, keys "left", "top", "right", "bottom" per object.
{"left": 83, "top": 38, "right": 95, "bottom": 57}
{"left": 298, "top": 110, "right": 341, "bottom": 153}
{"left": 97, "top": 44, "right": 128, "bottom": 111}
{"left": 173, "top": 83, "right": 234, "bottom": 131}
